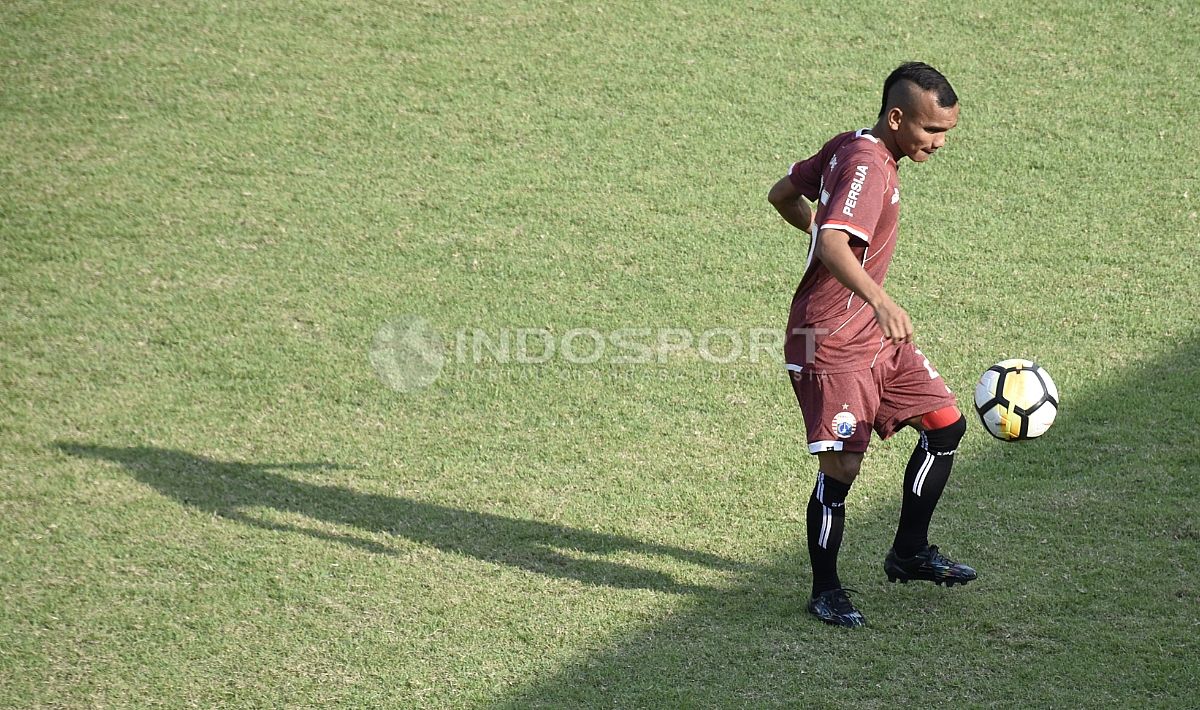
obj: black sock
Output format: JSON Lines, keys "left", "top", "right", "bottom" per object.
{"left": 893, "top": 416, "right": 967, "bottom": 558}
{"left": 807, "top": 471, "right": 851, "bottom": 596}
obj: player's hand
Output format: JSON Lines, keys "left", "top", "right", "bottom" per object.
{"left": 797, "top": 199, "right": 813, "bottom": 234}
{"left": 873, "top": 297, "right": 913, "bottom": 343}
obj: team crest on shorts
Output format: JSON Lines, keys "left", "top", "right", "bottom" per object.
{"left": 832, "top": 410, "right": 858, "bottom": 439}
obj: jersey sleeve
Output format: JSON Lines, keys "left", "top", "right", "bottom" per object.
{"left": 786, "top": 147, "right": 828, "bottom": 202}
{"left": 819, "top": 154, "right": 887, "bottom": 244}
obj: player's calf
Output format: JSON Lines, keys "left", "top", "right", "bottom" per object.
{"left": 892, "top": 410, "right": 966, "bottom": 558}
{"left": 888, "top": 409, "right": 975, "bottom": 586}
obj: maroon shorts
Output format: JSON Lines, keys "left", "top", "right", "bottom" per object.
{"left": 788, "top": 342, "right": 957, "bottom": 454}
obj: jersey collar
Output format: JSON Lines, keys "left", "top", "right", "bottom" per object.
{"left": 854, "top": 128, "right": 896, "bottom": 168}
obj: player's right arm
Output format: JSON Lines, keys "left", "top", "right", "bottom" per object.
{"left": 769, "top": 150, "right": 826, "bottom": 234}
{"left": 767, "top": 176, "right": 813, "bottom": 233}
{"left": 814, "top": 229, "right": 913, "bottom": 343}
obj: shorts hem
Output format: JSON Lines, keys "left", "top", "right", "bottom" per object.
{"left": 807, "top": 439, "right": 868, "bottom": 455}
{"left": 879, "top": 397, "right": 958, "bottom": 439}
{"left": 788, "top": 365, "right": 876, "bottom": 376}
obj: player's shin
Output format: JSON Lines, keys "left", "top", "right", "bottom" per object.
{"left": 892, "top": 414, "right": 967, "bottom": 558}
{"left": 807, "top": 471, "right": 852, "bottom": 596}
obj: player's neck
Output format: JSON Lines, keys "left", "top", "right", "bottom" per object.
{"left": 870, "top": 118, "right": 905, "bottom": 163}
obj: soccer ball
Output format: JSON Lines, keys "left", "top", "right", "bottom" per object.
{"left": 973, "top": 359, "right": 1059, "bottom": 441}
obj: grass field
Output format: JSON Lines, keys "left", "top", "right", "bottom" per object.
{"left": 3, "top": 1, "right": 1199, "bottom": 707}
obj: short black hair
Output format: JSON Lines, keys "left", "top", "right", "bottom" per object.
{"left": 879, "top": 62, "right": 957, "bottom": 117}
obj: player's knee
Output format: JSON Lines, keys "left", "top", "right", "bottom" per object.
{"left": 814, "top": 471, "right": 851, "bottom": 507}
{"left": 816, "top": 451, "right": 863, "bottom": 482}
{"left": 921, "top": 410, "right": 966, "bottom": 453}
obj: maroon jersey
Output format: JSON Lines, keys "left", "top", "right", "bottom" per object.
{"left": 784, "top": 129, "right": 901, "bottom": 374}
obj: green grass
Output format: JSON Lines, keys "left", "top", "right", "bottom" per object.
{"left": 2, "top": 0, "right": 1199, "bottom": 707}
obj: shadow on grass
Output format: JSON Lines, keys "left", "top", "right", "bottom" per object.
{"left": 485, "top": 338, "right": 1199, "bottom": 706}
{"left": 54, "top": 443, "right": 742, "bottom": 595}
{"left": 51, "top": 339, "right": 1199, "bottom": 705}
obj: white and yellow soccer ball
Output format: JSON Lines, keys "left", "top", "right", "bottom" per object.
{"left": 973, "top": 359, "right": 1059, "bottom": 441}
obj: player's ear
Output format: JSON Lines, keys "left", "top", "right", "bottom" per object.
{"left": 887, "top": 106, "right": 904, "bottom": 131}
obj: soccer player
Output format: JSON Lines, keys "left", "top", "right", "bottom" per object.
{"left": 767, "top": 62, "right": 977, "bottom": 628}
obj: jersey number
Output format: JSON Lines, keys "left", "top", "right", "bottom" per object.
{"left": 915, "top": 348, "right": 940, "bottom": 380}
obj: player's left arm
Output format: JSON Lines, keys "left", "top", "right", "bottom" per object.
{"left": 767, "top": 176, "right": 813, "bottom": 233}
{"left": 815, "top": 229, "right": 913, "bottom": 343}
